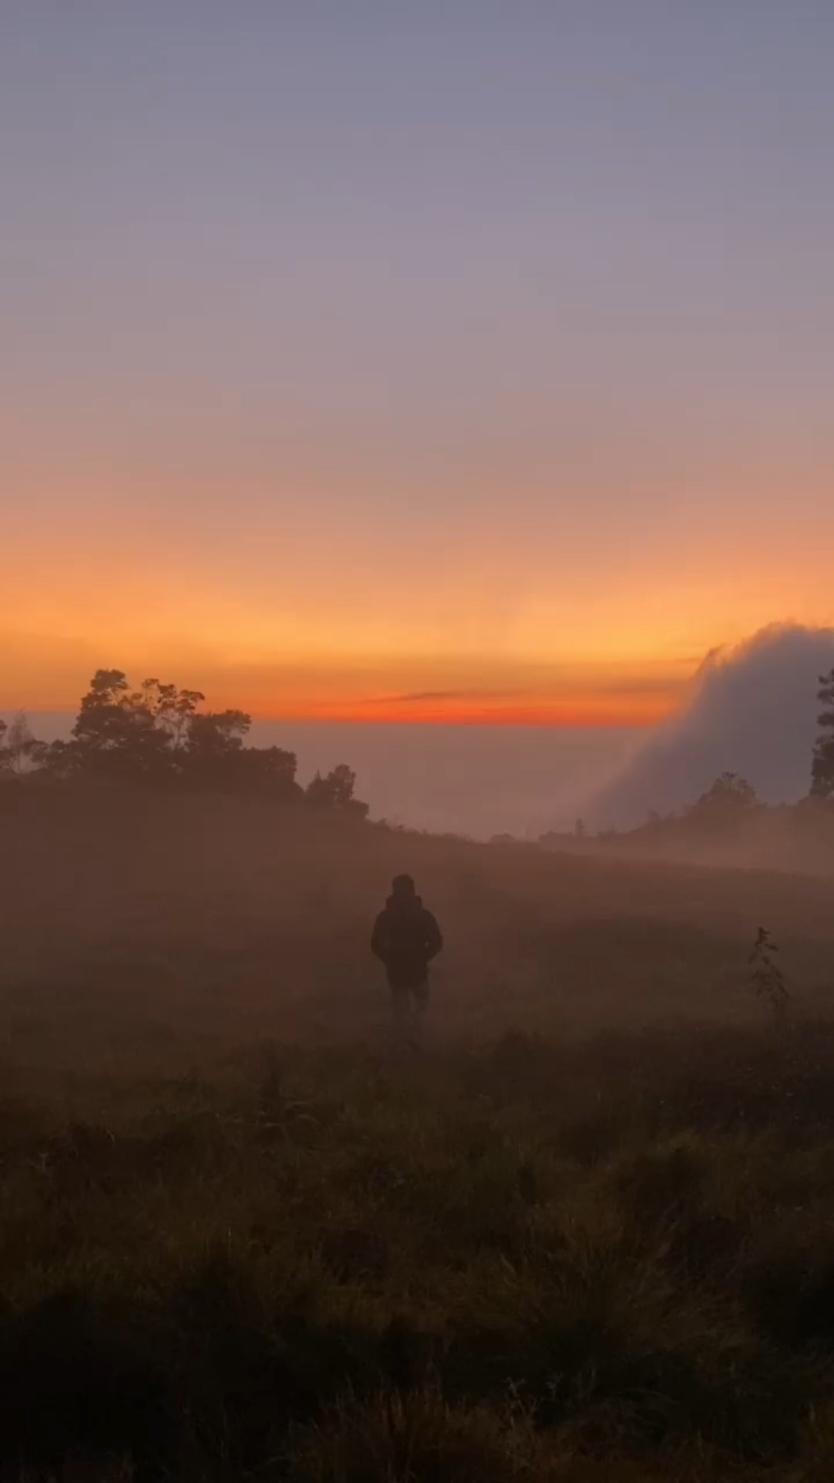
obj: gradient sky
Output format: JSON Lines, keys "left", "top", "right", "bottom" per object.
{"left": 3, "top": 3, "right": 833, "bottom": 724}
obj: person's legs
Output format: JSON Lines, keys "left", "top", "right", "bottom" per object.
{"left": 389, "top": 978, "right": 428, "bottom": 1049}
{"left": 412, "top": 979, "right": 429, "bottom": 1042}
{"left": 390, "top": 984, "right": 410, "bottom": 1044}
{"left": 394, "top": 979, "right": 428, "bottom": 1048}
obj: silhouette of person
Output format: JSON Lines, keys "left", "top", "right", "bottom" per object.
{"left": 371, "top": 874, "right": 443, "bottom": 1041}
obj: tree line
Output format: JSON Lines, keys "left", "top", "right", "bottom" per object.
{"left": 0, "top": 669, "right": 368, "bottom": 815}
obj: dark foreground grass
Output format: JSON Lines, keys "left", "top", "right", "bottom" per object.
{"left": 4, "top": 1023, "right": 834, "bottom": 1480}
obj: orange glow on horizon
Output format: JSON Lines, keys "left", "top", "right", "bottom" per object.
{"left": 3, "top": 464, "right": 830, "bottom": 733}
{"left": 0, "top": 633, "right": 689, "bottom": 729}
{"left": 239, "top": 692, "right": 681, "bottom": 728}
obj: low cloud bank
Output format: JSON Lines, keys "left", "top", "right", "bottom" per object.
{"left": 6, "top": 713, "right": 637, "bottom": 840}
{"left": 587, "top": 625, "right": 834, "bottom": 831}
{"left": 249, "top": 721, "right": 637, "bottom": 839}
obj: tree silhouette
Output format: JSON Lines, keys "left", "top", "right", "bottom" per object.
{"left": 811, "top": 668, "right": 834, "bottom": 798}
{"left": 305, "top": 764, "right": 368, "bottom": 816}
{"left": 186, "top": 709, "right": 250, "bottom": 760}
{"left": 232, "top": 745, "right": 299, "bottom": 793}
{"left": 22, "top": 667, "right": 367, "bottom": 812}
{"left": 140, "top": 680, "right": 205, "bottom": 749}
{"left": 2, "top": 713, "right": 45, "bottom": 775}
{"left": 180, "top": 708, "right": 297, "bottom": 792}
{"left": 69, "top": 669, "right": 176, "bottom": 778}
{"left": 690, "top": 772, "right": 759, "bottom": 819}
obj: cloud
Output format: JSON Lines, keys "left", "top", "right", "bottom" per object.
{"left": 588, "top": 624, "right": 834, "bottom": 829}
{"left": 376, "top": 688, "right": 525, "bottom": 705}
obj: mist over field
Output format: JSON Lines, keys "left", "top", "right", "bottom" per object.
{"left": 1, "top": 776, "right": 834, "bottom": 1479}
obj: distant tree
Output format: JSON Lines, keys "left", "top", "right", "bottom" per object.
{"left": 40, "top": 738, "right": 77, "bottom": 779}
{"left": 177, "top": 709, "right": 299, "bottom": 796}
{"left": 574, "top": 818, "right": 586, "bottom": 839}
{"left": 17, "top": 666, "right": 356, "bottom": 811}
{"left": 70, "top": 669, "right": 171, "bottom": 778}
{"left": 140, "top": 680, "right": 205, "bottom": 749}
{"left": 185, "top": 708, "right": 251, "bottom": 760}
{"left": 60, "top": 671, "right": 230, "bottom": 782}
{"left": 305, "top": 764, "right": 368, "bottom": 817}
{"left": 234, "top": 745, "right": 299, "bottom": 795}
{"left": 183, "top": 708, "right": 252, "bottom": 786}
{"left": 1, "top": 712, "right": 45, "bottom": 775}
{"left": 690, "top": 772, "right": 760, "bottom": 820}
{"left": 811, "top": 668, "right": 834, "bottom": 798}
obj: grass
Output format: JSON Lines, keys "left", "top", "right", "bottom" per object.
{"left": 3, "top": 1028, "right": 834, "bottom": 1478}
{"left": 2, "top": 786, "right": 834, "bottom": 1478}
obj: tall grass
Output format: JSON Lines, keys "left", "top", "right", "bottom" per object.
{"left": 2, "top": 791, "right": 834, "bottom": 1477}
{"left": 1, "top": 1025, "right": 834, "bottom": 1478}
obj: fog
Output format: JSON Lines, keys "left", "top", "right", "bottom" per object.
{"left": 589, "top": 625, "right": 834, "bottom": 830}
{"left": 250, "top": 721, "right": 641, "bottom": 838}
{"left": 11, "top": 712, "right": 640, "bottom": 839}
{"left": 3, "top": 777, "right": 834, "bottom": 1483}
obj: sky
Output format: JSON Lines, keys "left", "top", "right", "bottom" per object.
{"left": 3, "top": 3, "right": 834, "bottom": 725}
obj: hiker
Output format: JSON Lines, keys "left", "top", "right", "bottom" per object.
{"left": 371, "top": 875, "right": 443, "bottom": 1039}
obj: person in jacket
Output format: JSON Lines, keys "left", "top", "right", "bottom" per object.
{"left": 371, "top": 874, "right": 443, "bottom": 1039}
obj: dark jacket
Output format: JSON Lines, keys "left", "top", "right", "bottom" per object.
{"left": 371, "top": 895, "right": 443, "bottom": 989}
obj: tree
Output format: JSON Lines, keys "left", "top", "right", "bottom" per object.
{"left": 305, "top": 764, "right": 368, "bottom": 816}
{"left": 40, "top": 738, "right": 78, "bottom": 779}
{"left": 690, "top": 772, "right": 760, "bottom": 820}
{"left": 811, "top": 668, "right": 834, "bottom": 798}
{"left": 1, "top": 713, "right": 45, "bottom": 775}
{"left": 140, "top": 680, "right": 205, "bottom": 749}
{"left": 181, "top": 709, "right": 251, "bottom": 786}
{"left": 185, "top": 708, "right": 251, "bottom": 759}
{"left": 70, "top": 669, "right": 171, "bottom": 778}
{"left": 10, "top": 665, "right": 358, "bottom": 811}
{"left": 63, "top": 670, "right": 215, "bottom": 781}
{"left": 232, "top": 745, "right": 299, "bottom": 796}
{"left": 179, "top": 711, "right": 299, "bottom": 796}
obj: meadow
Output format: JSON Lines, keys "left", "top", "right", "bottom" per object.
{"left": 2, "top": 784, "right": 834, "bottom": 1480}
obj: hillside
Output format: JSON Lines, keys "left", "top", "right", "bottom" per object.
{"left": 2, "top": 784, "right": 834, "bottom": 1079}
{"left": 2, "top": 788, "right": 834, "bottom": 1479}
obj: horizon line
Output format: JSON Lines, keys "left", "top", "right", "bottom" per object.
{"left": 2, "top": 704, "right": 658, "bottom": 731}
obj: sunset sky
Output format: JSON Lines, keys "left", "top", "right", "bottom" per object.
{"left": 3, "top": 4, "right": 833, "bottom": 725}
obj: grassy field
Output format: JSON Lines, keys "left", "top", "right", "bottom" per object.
{"left": 2, "top": 785, "right": 834, "bottom": 1480}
